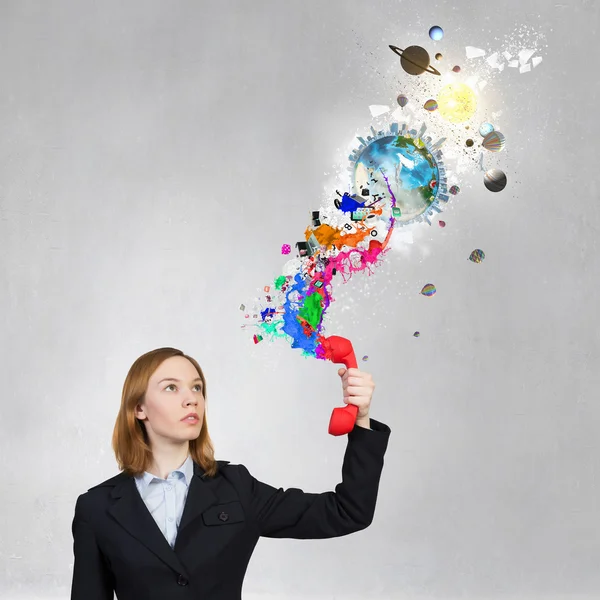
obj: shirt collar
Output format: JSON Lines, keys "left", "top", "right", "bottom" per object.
{"left": 135, "top": 454, "right": 194, "bottom": 492}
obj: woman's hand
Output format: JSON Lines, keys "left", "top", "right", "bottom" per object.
{"left": 337, "top": 367, "right": 375, "bottom": 420}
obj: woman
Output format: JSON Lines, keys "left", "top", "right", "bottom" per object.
{"left": 71, "top": 346, "right": 391, "bottom": 600}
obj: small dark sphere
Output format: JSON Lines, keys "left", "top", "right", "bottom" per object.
{"left": 484, "top": 169, "right": 507, "bottom": 192}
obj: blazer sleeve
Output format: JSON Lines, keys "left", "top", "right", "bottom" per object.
{"left": 70, "top": 494, "right": 115, "bottom": 600}
{"left": 240, "top": 417, "right": 391, "bottom": 539}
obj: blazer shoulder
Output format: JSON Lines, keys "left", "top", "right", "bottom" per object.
{"left": 84, "top": 459, "right": 233, "bottom": 491}
{"left": 86, "top": 472, "right": 129, "bottom": 492}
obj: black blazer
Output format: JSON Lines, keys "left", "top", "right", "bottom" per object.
{"left": 71, "top": 418, "right": 391, "bottom": 600}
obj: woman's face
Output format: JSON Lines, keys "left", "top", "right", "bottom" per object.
{"left": 135, "top": 356, "right": 205, "bottom": 446}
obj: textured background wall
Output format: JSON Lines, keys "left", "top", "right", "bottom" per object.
{"left": 0, "top": 0, "right": 598, "bottom": 598}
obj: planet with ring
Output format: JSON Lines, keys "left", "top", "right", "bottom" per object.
{"left": 389, "top": 45, "right": 441, "bottom": 76}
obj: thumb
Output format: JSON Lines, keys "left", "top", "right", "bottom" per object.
{"left": 338, "top": 367, "right": 346, "bottom": 377}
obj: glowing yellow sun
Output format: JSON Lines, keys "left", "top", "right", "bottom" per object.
{"left": 437, "top": 83, "right": 477, "bottom": 123}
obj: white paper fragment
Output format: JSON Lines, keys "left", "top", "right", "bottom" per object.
{"left": 369, "top": 105, "right": 390, "bottom": 117}
{"left": 478, "top": 80, "right": 488, "bottom": 90}
{"left": 519, "top": 63, "right": 532, "bottom": 74}
{"left": 466, "top": 46, "right": 486, "bottom": 59}
{"left": 499, "top": 63, "right": 505, "bottom": 72}
{"left": 518, "top": 48, "right": 536, "bottom": 65}
{"left": 508, "top": 60, "right": 519, "bottom": 68}
{"left": 503, "top": 51, "right": 512, "bottom": 61}
{"left": 532, "top": 56, "right": 543, "bottom": 68}
{"left": 486, "top": 52, "right": 504, "bottom": 69}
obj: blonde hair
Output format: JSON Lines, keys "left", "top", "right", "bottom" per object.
{"left": 111, "top": 347, "right": 218, "bottom": 478}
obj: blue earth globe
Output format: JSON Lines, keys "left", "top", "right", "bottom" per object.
{"left": 353, "top": 135, "right": 439, "bottom": 224}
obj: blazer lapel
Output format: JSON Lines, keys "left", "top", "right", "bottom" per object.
{"left": 107, "top": 460, "right": 229, "bottom": 576}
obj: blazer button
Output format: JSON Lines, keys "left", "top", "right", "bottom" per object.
{"left": 218, "top": 512, "right": 229, "bottom": 522}
{"left": 177, "top": 575, "right": 189, "bottom": 586}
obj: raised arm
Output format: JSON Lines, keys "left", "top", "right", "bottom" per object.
{"left": 239, "top": 418, "right": 391, "bottom": 539}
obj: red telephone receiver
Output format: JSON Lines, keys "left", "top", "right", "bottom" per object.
{"left": 322, "top": 335, "right": 359, "bottom": 436}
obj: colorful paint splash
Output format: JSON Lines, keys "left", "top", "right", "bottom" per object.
{"left": 240, "top": 122, "right": 449, "bottom": 360}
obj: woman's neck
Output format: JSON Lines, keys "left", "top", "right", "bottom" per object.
{"left": 148, "top": 449, "right": 190, "bottom": 480}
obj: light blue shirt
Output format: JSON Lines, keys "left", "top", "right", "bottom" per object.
{"left": 134, "top": 455, "right": 194, "bottom": 548}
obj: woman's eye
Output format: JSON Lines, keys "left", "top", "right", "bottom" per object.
{"left": 165, "top": 384, "right": 202, "bottom": 392}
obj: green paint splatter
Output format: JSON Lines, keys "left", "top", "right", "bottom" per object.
{"left": 298, "top": 291, "right": 324, "bottom": 330}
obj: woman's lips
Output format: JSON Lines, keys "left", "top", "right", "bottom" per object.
{"left": 182, "top": 416, "right": 199, "bottom": 423}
